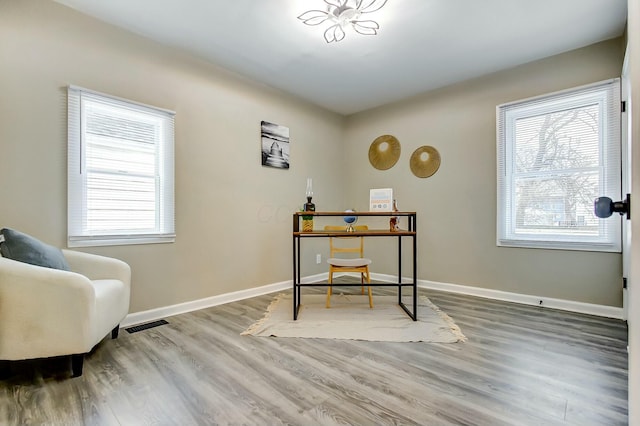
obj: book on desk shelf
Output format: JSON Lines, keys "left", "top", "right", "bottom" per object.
{"left": 369, "top": 188, "right": 393, "bottom": 211}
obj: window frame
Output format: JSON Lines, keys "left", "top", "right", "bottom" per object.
{"left": 496, "top": 79, "right": 621, "bottom": 252}
{"left": 67, "top": 86, "right": 175, "bottom": 247}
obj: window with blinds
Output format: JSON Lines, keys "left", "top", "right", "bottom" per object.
{"left": 497, "top": 79, "right": 621, "bottom": 252}
{"left": 68, "top": 86, "right": 175, "bottom": 247}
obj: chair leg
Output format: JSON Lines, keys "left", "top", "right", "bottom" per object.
{"left": 326, "top": 271, "right": 333, "bottom": 308}
{"left": 0, "top": 360, "right": 10, "bottom": 379}
{"left": 361, "top": 273, "right": 365, "bottom": 295}
{"left": 366, "top": 269, "right": 373, "bottom": 308}
{"left": 111, "top": 325, "right": 120, "bottom": 339}
{"left": 71, "top": 354, "right": 85, "bottom": 377}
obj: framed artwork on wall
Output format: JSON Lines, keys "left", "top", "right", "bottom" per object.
{"left": 261, "top": 121, "right": 290, "bottom": 169}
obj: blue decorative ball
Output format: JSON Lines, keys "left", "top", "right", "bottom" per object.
{"left": 343, "top": 209, "right": 357, "bottom": 224}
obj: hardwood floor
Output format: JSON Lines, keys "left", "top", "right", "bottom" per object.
{"left": 0, "top": 279, "right": 628, "bottom": 425}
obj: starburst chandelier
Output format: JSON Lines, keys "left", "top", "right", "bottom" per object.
{"left": 298, "top": 0, "right": 388, "bottom": 43}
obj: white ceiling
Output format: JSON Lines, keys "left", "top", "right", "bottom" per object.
{"left": 53, "top": 0, "right": 627, "bottom": 115}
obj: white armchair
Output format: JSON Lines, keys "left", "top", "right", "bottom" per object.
{"left": 0, "top": 249, "right": 130, "bottom": 377}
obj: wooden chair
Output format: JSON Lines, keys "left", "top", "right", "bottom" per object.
{"left": 325, "top": 225, "right": 373, "bottom": 308}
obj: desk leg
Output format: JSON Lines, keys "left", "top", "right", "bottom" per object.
{"left": 398, "top": 233, "right": 418, "bottom": 321}
{"left": 293, "top": 236, "right": 299, "bottom": 320}
{"left": 396, "top": 234, "right": 418, "bottom": 321}
{"left": 413, "top": 233, "right": 417, "bottom": 321}
{"left": 397, "top": 235, "right": 402, "bottom": 304}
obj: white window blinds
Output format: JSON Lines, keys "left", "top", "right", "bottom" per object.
{"left": 497, "top": 79, "right": 621, "bottom": 252}
{"left": 68, "top": 86, "right": 175, "bottom": 247}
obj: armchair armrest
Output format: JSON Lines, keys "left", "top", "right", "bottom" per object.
{"left": 0, "top": 257, "right": 95, "bottom": 359}
{"left": 62, "top": 249, "right": 131, "bottom": 288}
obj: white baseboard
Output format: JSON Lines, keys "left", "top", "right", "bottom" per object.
{"left": 121, "top": 273, "right": 326, "bottom": 327}
{"left": 122, "top": 271, "right": 623, "bottom": 327}
{"left": 370, "top": 273, "right": 624, "bottom": 319}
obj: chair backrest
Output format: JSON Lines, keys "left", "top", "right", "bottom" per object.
{"left": 324, "top": 225, "right": 368, "bottom": 258}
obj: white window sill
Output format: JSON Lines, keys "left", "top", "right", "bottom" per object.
{"left": 68, "top": 235, "right": 175, "bottom": 248}
{"left": 497, "top": 239, "right": 621, "bottom": 253}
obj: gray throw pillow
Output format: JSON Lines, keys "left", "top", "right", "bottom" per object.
{"left": 0, "top": 228, "right": 70, "bottom": 271}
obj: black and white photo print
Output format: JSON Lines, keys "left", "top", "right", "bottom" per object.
{"left": 261, "top": 121, "right": 290, "bottom": 169}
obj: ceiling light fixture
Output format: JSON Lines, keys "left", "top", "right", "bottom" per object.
{"left": 298, "top": 0, "right": 388, "bottom": 43}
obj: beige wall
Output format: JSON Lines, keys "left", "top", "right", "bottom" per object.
{"left": 344, "top": 38, "right": 624, "bottom": 307}
{"left": 0, "top": 0, "right": 626, "bottom": 312}
{"left": 0, "top": 0, "right": 345, "bottom": 312}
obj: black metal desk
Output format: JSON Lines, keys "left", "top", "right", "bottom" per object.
{"left": 292, "top": 211, "right": 417, "bottom": 320}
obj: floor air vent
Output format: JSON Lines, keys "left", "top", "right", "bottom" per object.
{"left": 126, "top": 319, "right": 169, "bottom": 334}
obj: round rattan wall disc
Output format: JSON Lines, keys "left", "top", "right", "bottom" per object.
{"left": 410, "top": 146, "right": 441, "bottom": 178}
{"left": 368, "top": 135, "right": 401, "bottom": 170}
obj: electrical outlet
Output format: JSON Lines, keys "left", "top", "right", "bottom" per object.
{"left": 316, "top": 254, "right": 321, "bottom": 264}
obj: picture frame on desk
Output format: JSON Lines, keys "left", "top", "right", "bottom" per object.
{"left": 369, "top": 188, "right": 393, "bottom": 211}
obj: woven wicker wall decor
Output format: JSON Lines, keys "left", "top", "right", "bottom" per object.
{"left": 368, "top": 135, "right": 401, "bottom": 170}
{"left": 410, "top": 146, "right": 441, "bottom": 178}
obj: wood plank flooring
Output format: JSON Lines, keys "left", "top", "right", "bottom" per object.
{"left": 0, "top": 279, "right": 628, "bottom": 425}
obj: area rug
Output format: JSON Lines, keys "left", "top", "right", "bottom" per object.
{"left": 242, "top": 293, "right": 466, "bottom": 343}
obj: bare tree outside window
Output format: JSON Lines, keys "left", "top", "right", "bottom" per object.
{"left": 514, "top": 105, "right": 600, "bottom": 236}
